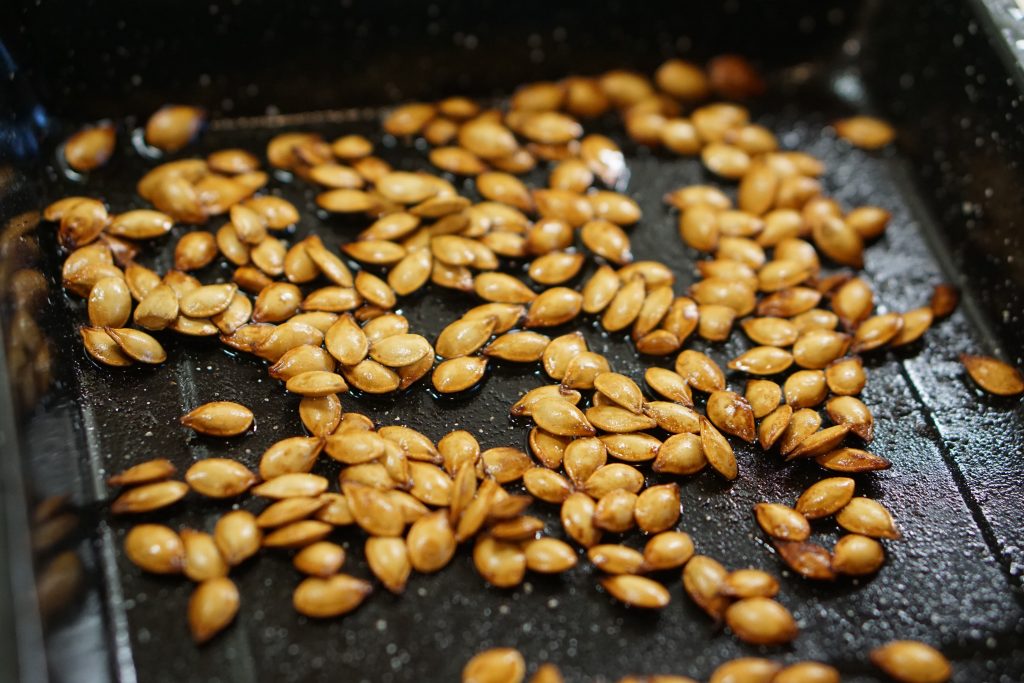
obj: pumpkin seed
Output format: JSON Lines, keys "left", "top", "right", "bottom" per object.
{"left": 343, "top": 482, "right": 405, "bottom": 536}
{"left": 706, "top": 391, "right": 756, "bottom": 443}
{"left": 725, "top": 597, "right": 797, "bottom": 645}
{"left": 601, "top": 574, "right": 670, "bottom": 608}
{"left": 930, "top": 283, "right": 959, "bottom": 318}
{"left": 252, "top": 473, "right": 328, "bottom": 499}
{"left": 524, "top": 537, "right": 577, "bottom": 574}
{"left": 700, "top": 417, "right": 737, "bottom": 480}
{"left": 181, "top": 401, "right": 253, "bottom": 437}
{"left": 745, "top": 380, "right": 782, "bottom": 418}
{"left": 869, "top": 641, "right": 951, "bottom": 683}
{"left": 728, "top": 346, "right": 794, "bottom": 376}
{"left": 185, "top": 458, "right": 256, "bottom": 498}
{"left": 890, "top": 307, "right": 934, "bottom": 347}
{"left": 179, "top": 529, "right": 229, "bottom": 582}
{"left": 298, "top": 394, "right": 342, "bottom": 437}
{"left": 961, "top": 354, "right": 1024, "bottom": 396}
{"left": 653, "top": 433, "right": 705, "bottom": 475}
{"left": 256, "top": 497, "right": 325, "bottom": 529}
{"left": 721, "top": 569, "right": 779, "bottom": 599}
{"left": 682, "top": 555, "right": 729, "bottom": 620}
{"left": 108, "top": 459, "right": 177, "bottom": 487}
{"left": 834, "top": 116, "right": 895, "bottom": 149}
{"left": 124, "top": 524, "right": 185, "bottom": 574}
{"left": 365, "top": 537, "right": 411, "bottom": 594}
{"left": 293, "top": 574, "right": 372, "bottom": 618}
{"left": 262, "top": 520, "right": 332, "bottom": 549}
{"left": 593, "top": 489, "right": 638, "bottom": 533}
{"left": 473, "top": 535, "right": 527, "bottom": 587}
{"left": 602, "top": 276, "right": 646, "bottom": 332}
{"left": 111, "top": 480, "right": 189, "bottom": 514}
{"left": 634, "top": 484, "right": 681, "bottom": 534}
{"left": 462, "top": 647, "right": 526, "bottom": 683}
{"left": 433, "top": 356, "right": 488, "bottom": 393}
{"left": 754, "top": 503, "right": 810, "bottom": 541}
{"left": 836, "top": 497, "right": 901, "bottom": 539}
{"left": 675, "top": 350, "right": 726, "bottom": 392}
{"left": 293, "top": 541, "right": 346, "bottom": 577}
{"left": 816, "top": 447, "right": 891, "bottom": 473}
{"left": 757, "top": 287, "right": 822, "bottom": 317}
{"left": 832, "top": 534, "right": 885, "bottom": 576}
{"left": 759, "top": 404, "right": 793, "bottom": 450}
{"left": 708, "top": 659, "right": 781, "bottom": 683}
{"left": 532, "top": 398, "right": 594, "bottom": 437}
{"left": 795, "top": 477, "right": 856, "bottom": 519}
{"left": 213, "top": 510, "right": 261, "bottom": 565}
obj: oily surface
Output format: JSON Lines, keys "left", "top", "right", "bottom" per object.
{"left": 30, "top": 100, "right": 1024, "bottom": 683}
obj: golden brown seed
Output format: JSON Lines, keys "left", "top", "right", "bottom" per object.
{"left": 757, "top": 286, "right": 822, "bottom": 317}
{"left": 787, "top": 425, "right": 851, "bottom": 460}
{"left": 725, "top": 597, "right": 798, "bottom": 645}
{"left": 185, "top": 458, "right": 256, "bottom": 498}
{"left": 826, "top": 396, "right": 874, "bottom": 441}
{"left": 589, "top": 408, "right": 657, "bottom": 435}
{"left": 796, "top": 477, "right": 856, "bottom": 520}
{"left": 103, "top": 327, "right": 166, "bottom": 364}
{"left": 432, "top": 356, "right": 488, "bottom": 393}
{"left": 584, "top": 463, "right": 644, "bottom": 498}
{"left": 298, "top": 395, "right": 342, "bottom": 438}
{"left": 812, "top": 216, "right": 864, "bottom": 268}
{"left": 679, "top": 204, "right": 720, "bottom": 252}
{"left": 528, "top": 428, "right": 569, "bottom": 469}
{"left": 124, "top": 524, "right": 184, "bottom": 573}
{"left": 593, "top": 490, "right": 638, "bottom": 533}
{"left": 145, "top": 105, "right": 204, "bottom": 152}
{"left": 758, "top": 404, "right": 792, "bottom": 450}
{"left": 832, "top": 533, "right": 885, "bottom": 576}
{"left": 213, "top": 510, "right": 261, "bottom": 566}
{"left": 708, "top": 659, "right": 781, "bottom": 683}
{"left": 343, "top": 482, "right": 404, "bottom": 536}
{"left": 773, "top": 662, "right": 840, "bottom": 683}
{"left": 520, "top": 468, "right": 570, "bottom": 505}
{"left": 826, "top": 356, "right": 866, "bottom": 395}
{"left": 343, "top": 359, "right": 401, "bottom": 394}
{"left": 188, "top": 577, "right": 239, "bottom": 644}
{"left": 721, "top": 569, "right": 779, "bottom": 599}
{"left": 682, "top": 555, "right": 729, "bottom": 620}
{"left": 700, "top": 417, "right": 737, "bottom": 480}
{"left": 870, "top": 641, "right": 951, "bottom": 683}
{"left": 369, "top": 333, "right": 432, "bottom": 368}
{"left": 591, "top": 372, "right": 642, "bottom": 414}
{"left": 601, "top": 574, "right": 670, "bottom": 609}
{"left": 588, "top": 545, "right": 644, "bottom": 576}
{"left": 510, "top": 384, "right": 582, "bottom": 418}
{"left": 111, "top": 480, "right": 189, "bottom": 514}
{"left": 528, "top": 251, "right": 585, "bottom": 286}
{"left": 473, "top": 272, "right": 537, "bottom": 304}
{"left": 775, "top": 407, "right": 823, "bottom": 454}
{"left": 483, "top": 331, "right": 550, "bottom": 363}
{"left": 462, "top": 647, "right": 526, "bottom": 683}
{"left": 675, "top": 350, "right": 725, "bottom": 392}
{"left": 691, "top": 277, "right": 757, "bottom": 316}
{"left": 524, "top": 287, "right": 583, "bottom": 328}
{"left": 633, "top": 286, "right": 675, "bottom": 339}
{"left": 64, "top": 124, "right": 116, "bottom": 172}
{"left": 108, "top": 459, "right": 177, "bottom": 487}
{"left": 634, "top": 484, "right": 680, "bottom": 534}
{"left": 836, "top": 497, "right": 901, "bottom": 539}
{"left": 532, "top": 398, "right": 595, "bottom": 437}
{"left": 251, "top": 473, "right": 328, "bottom": 500}
{"left": 745, "top": 380, "right": 781, "bottom": 419}
{"left": 293, "top": 574, "right": 372, "bottom": 618}
{"left": 560, "top": 352, "right": 611, "bottom": 391}
{"left": 793, "top": 329, "right": 851, "bottom": 369}
{"left": 436, "top": 316, "right": 497, "bottom": 359}
{"left": 539, "top": 332, "right": 587, "bottom": 381}
{"left": 851, "top": 313, "right": 904, "bottom": 353}
{"left": 697, "top": 304, "right": 735, "bottom": 341}
{"left": 754, "top": 503, "right": 810, "bottom": 541}
{"left": 87, "top": 277, "right": 132, "bottom": 329}
{"left": 580, "top": 220, "right": 633, "bottom": 265}
{"left": 268, "top": 345, "right": 335, "bottom": 382}
{"left": 255, "top": 497, "right": 325, "bottom": 529}
{"left": 365, "top": 537, "right": 411, "bottom": 593}
{"left": 644, "top": 367, "right": 693, "bottom": 406}
{"left": 473, "top": 535, "right": 527, "bottom": 588}
{"left": 180, "top": 529, "right": 228, "bottom": 582}
{"left": 292, "top": 541, "right": 345, "bottom": 578}
{"left": 562, "top": 437, "right": 606, "bottom": 488}
{"left": 728, "top": 346, "right": 794, "bottom": 376}
{"left": 601, "top": 276, "right": 646, "bottom": 332}
{"left": 559, "top": 492, "right": 601, "bottom": 548}
{"left": 314, "top": 493, "right": 355, "bottom": 526}
{"left": 890, "top": 307, "right": 934, "bottom": 347}
{"left": 653, "top": 433, "right": 705, "bottom": 475}
{"left": 961, "top": 354, "right": 1024, "bottom": 396}
{"left": 174, "top": 231, "right": 218, "bottom": 271}
{"left": 323, "top": 431, "right": 385, "bottom": 465}
{"left": 782, "top": 370, "right": 828, "bottom": 409}
{"left": 702, "top": 143, "right": 750, "bottom": 179}
{"left": 643, "top": 401, "right": 699, "bottom": 434}
{"left": 523, "top": 538, "right": 576, "bottom": 574}
{"left": 835, "top": 116, "right": 895, "bottom": 149}
{"left": 181, "top": 401, "right": 253, "bottom": 437}
{"left": 258, "top": 437, "right": 324, "bottom": 480}
{"left": 706, "top": 391, "right": 756, "bottom": 443}
{"left": 930, "top": 283, "right": 959, "bottom": 318}
{"left": 816, "top": 447, "right": 891, "bottom": 473}
{"left": 641, "top": 532, "right": 693, "bottom": 572}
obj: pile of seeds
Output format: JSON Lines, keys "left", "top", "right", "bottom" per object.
{"left": 47, "top": 53, "right": 1018, "bottom": 679}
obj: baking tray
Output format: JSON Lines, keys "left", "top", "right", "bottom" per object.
{"left": 1, "top": 1, "right": 1023, "bottom": 681}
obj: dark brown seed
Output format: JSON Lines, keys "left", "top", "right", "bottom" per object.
{"left": 774, "top": 539, "right": 836, "bottom": 580}
{"left": 816, "top": 447, "right": 891, "bottom": 473}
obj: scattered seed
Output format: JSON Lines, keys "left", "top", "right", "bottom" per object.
{"left": 111, "top": 480, "right": 188, "bottom": 514}
{"left": 682, "top": 555, "right": 729, "bottom": 620}
{"left": 870, "top": 641, "right": 951, "bottom": 683}
{"left": 293, "top": 574, "right": 372, "bottom": 618}
{"left": 181, "top": 401, "right": 254, "bottom": 437}
{"left": 836, "top": 497, "right": 901, "bottom": 539}
{"left": 601, "top": 574, "right": 670, "bottom": 608}
{"left": 725, "top": 597, "right": 798, "bottom": 645}
{"left": 961, "top": 354, "right": 1024, "bottom": 396}
{"left": 124, "top": 524, "right": 185, "bottom": 574}
{"left": 462, "top": 647, "right": 526, "bottom": 683}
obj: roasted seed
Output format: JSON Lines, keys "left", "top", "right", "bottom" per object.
{"left": 181, "top": 401, "right": 253, "bottom": 437}
{"left": 293, "top": 541, "right": 345, "bottom": 578}
{"left": 961, "top": 354, "right": 1024, "bottom": 396}
{"left": 869, "top": 641, "right": 951, "bottom": 683}
{"left": 601, "top": 574, "right": 670, "bottom": 609}
{"left": 124, "top": 524, "right": 185, "bottom": 573}
{"left": 796, "top": 477, "right": 856, "bottom": 519}
{"left": 185, "top": 458, "right": 256, "bottom": 498}
{"left": 293, "top": 574, "right": 372, "bottom": 618}
{"left": 682, "top": 555, "right": 729, "bottom": 620}
{"left": 462, "top": 647, "right": 526, "bottom": 683}
{"left": 836, "top": 497, "right": 901, "bottom": 539}
{"left": 111, "top": 480, "right": 188, "bottom": 514}
{"left": 213, "top": 510, "right": 261, "bottom": 565}
{"left": 754, "top": 503, "right": 810, "bottom": 541}
{"left": 721, "top": 569, "right": 779, "bottom": 599}
{"left": 725, "top": 597, "right": 798, "bottom": 645}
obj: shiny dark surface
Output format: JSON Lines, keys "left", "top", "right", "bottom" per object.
{"left": 1, "top": 1, "right": 1023, "bottom": 682}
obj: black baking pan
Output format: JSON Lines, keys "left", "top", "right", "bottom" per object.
{"left": 1, "top": 1, "right": 1023, "bottom": 681}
